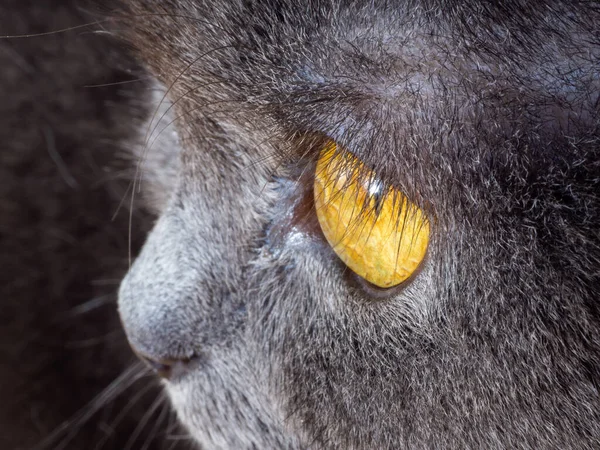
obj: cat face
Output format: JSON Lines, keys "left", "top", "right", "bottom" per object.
{"left": 118, "top": 1, "right": 600, "bottom": 447}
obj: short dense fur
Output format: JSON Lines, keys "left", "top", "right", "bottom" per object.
{"left": 118, "top": 1, "right": 600, "bottom": 448}
{"left": 3, "top": 0, "right": 600, "bottom": 449}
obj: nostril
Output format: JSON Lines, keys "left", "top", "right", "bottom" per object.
{"left": 141, "top": 356, "right": 174, "bottom": 379}
{"left": 137, "top": 353, "right": 196, "bottom": 380}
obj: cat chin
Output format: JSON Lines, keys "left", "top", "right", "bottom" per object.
{"left": 163, "top": 351, "right": 301, "bottom": 449}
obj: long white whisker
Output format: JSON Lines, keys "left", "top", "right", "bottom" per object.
{"left": 34, "top": 363, "right": 148, "bottom": 450}
{"left": 123, "top": 390, "right": 167, "bottom": 450}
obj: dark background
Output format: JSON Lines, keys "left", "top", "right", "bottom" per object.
{"left": 0, "top": 1, "right": 179, "bottom": 448}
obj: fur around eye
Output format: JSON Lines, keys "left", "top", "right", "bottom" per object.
{"left": 313, "top": 141, "right": 430, "bottom": 289}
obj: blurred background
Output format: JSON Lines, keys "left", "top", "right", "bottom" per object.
{"left": 0, "top": 1, "right": 181, "bottom": 448}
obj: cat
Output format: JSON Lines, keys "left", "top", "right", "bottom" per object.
{"left": 116, "top": 0, "right": 600, "bottom": 448}
{"left": 2, "top": 0, "right": 600, "bottom": 449}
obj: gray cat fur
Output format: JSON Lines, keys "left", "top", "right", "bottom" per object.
{"left": 1, "top": 0, "right": 599, "bottom": 449}
{"left": 118, "top": 0, "right": 600, "bottom": 449}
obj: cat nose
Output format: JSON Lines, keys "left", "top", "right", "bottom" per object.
{"left": 118, "top": 211, "right": 223, "bottom": 381}
{"left": 136, "top": 351, "right": 196, "bottom": 380}
{"left": 118, "top": 208, "right": 245, "bottom": 380}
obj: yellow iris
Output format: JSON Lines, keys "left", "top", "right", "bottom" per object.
{"left": 313, "top": 142, "right": 429, "bottom": 288}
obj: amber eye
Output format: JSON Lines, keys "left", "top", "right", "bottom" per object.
{"left": 313, "top": 142, "right": 430, "bottom": 289}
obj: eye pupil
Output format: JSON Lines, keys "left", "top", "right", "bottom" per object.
{"left": 313, "top": 142, "right": 430, "bottom": 289}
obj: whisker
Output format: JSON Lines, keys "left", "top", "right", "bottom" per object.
{"left": 84, "top": 78, "right": 146, "bottom": 88}
{"left": 53, "top": 294, "right": 114, "bottom": 321}
{"left": 0, "top": 11, "right": 226, "bottom": 39}
{"left": 93, "top": 381, "right": 158, "bottom": 450}
{"left": 43, "top": 126, "right": 79, "bottom": 189}
{"left": 111, "top": 179, "right": 134, "bottom": 222}
{"left": 0, "top": 21, "right": 107, "bottom": 39}
{"left": 129, "top": 45, "right": 238, "bottom": 268}
{"left": 140, "top": 395, "right": 171, "bottom": 450}
{"left": 140, "top": 80, "right": 228, "bottom": 155}
{"left": 123, "top": 391, "right": 167, "bottom": 450}
{"left": 35, "top": 363, "right": 148, "bottom": 450}
{"left": 64, "top": 329, "right": 124, "bottom": 349}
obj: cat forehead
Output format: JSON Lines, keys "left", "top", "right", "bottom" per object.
{"left": 150, "top": 0, "right": 597, "bottom": 71}
{"left": 140, "top": 0, "right": 598, "bottom": 124}
{"left": 131, "top": 0, "right": 598, "bottom": 190}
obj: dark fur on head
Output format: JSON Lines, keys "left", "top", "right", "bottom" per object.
{"left": 2, "top": 0, "right": 599, "bottom": 449}
{"left": 117, "top": 0, "right": 600, "bottom": 448}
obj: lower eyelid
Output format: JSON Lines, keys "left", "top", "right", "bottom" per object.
{"left": 347, "top": 249, "right": 430, "bottom": 300}
{"left": 266, "top": 152, "right": 430, "bottom": 300}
